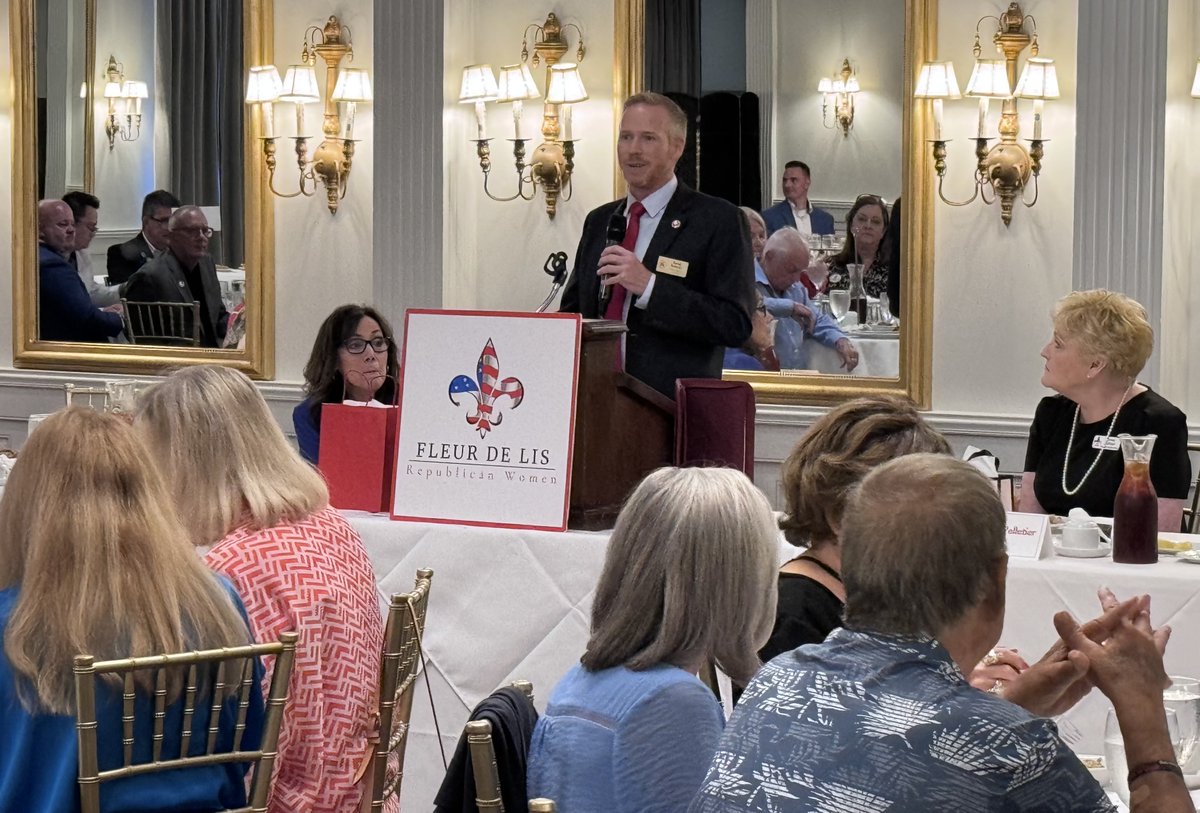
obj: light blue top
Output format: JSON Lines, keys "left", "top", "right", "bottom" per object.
{"left": 753, "top": 260, "right": 847, "bottom": 369}
{"left": 527, "top": 662, "right": 724, "bottom": 813}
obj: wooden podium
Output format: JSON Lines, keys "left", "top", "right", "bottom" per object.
{"left": 568, "top": 320, "right": 676, "bottom": 530}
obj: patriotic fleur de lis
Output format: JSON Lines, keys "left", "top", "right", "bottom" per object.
{"left": 447, "top": 339, "right": 525, "bottom": 438}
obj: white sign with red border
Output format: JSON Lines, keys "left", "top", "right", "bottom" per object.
{"left": 1005, "top": 511, "right": 1052, "bottom": 560}
{"left": 390, "top": 309, "right": 582, "bottom": 530}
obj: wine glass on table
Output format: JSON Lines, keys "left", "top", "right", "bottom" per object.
{"left": 829, "top": 290, "right": 850, "bottom": 323}
{"left": 1164, "top": 676, "right": 1200, "bottom": 782}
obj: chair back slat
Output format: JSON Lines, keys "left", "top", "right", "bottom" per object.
{"left": 120, "top": 299, "right": 202, "bottom": 346}
{"left": 121, "top": 673, "right": 136, "bottom": 766}
{"left": 74, "top": 632, "right": 299, "bottom": 813}
{"left": 467, "top": 719, "right": 505, "bottom": 811}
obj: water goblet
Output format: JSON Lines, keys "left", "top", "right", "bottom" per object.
{"left": 1105, "top": 707, "right": 1180, "bottom": 804}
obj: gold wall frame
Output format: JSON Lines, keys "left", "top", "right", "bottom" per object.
{"left": 10, "top": 0, "right": 276, "bottom": 379}
{"left": 614, "top": 0, "right": 934, "bottom": 408}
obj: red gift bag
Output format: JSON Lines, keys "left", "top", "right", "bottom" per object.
{"left": 317, "top": 403, "right": 400, "bottom": 513}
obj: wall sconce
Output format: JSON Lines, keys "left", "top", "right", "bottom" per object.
{"left": 244, "top": 15, "right": 372, "bottom": 215}
{"left": 459, "top": 13, "right": 587, "bottom": 220}
{"left": 101, "top": 55, "right": 148, "bottom": 150}
{"left": 915, "top": 2, "right": 1058, "bottom": 227}
{"left": 817, "top": 58, "right": 859, "bottom": 137}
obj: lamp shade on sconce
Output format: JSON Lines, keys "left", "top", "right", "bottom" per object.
{"left": 842, "top": 76, "right": 860, "bottom": 93}
{"left": 1014, "top": 57, "right": 1060, "bottom": 99}
{"left": 546, "top": 63, "right": 588, "bottom": 104}
{"left": 914, "top": 61, "right": 962, "bottom": 98}
{"left": 458, "top": 64, "right": 499, "bottom": 103}
{"left": 122, "top": 80, "right": 148, "bottom": 100}
{"left": 817, "top": 77, "right": 833, "bottom": 93}
{"left": 102, "top": 81, "right": 123, "bottom": 99}
{"left": 497, "top": 64, "right": 540, "bottom": 102}
{"left": 965, "top": 59, "right": 1012, "bottom": 98}
{"left": 245, "top": 65, "right": 283, "bottom": 102}
{"left": 332, "top": 68, "right": 372, "bottom": 103}
{"left": 279, "top": 65, "right": 320, "bottom": 103}
{"left": 1192, "top": 60, "right": 1200, "bottom": 98}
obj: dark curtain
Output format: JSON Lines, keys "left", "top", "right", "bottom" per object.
{"left": 644, "top": 0, "right": 701, "bottom": 97}
{"left": 157, "top": 0, "right": 244, "bottom": 267}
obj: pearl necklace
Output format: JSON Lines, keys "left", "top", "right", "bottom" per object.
{"left": 1061, "top": 382, "right": 1135, "bottom": 497}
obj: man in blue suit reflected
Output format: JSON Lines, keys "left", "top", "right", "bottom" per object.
{"left": 761, "top": 161, "right": 835, "bottom": 238}
{"left": 37, "top": 199, "right": 123, "bottom": 343}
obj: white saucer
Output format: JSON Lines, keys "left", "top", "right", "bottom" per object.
{"left": 1054, "top": 540, "right": 1112, "bottom": 559}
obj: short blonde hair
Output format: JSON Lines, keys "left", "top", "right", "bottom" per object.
{"left": 0, "top": 408, "right": 250, "bottom": 713}
{"left": 623, "top": 91, "right": 688, "bottom": 143}
{"left": 1053, "top": 289, "right": 1153, "bottom": 380}
{"left": 581, "top": 467, "right": 778, "bottom": 684}
{"left": 137, "top": 365, "right": 328, "bottom": 546}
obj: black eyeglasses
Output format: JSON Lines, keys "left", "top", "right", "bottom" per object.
{"left": 342, "top": 336, "right": 390, "bottom": 354}
{"left": 174, "top": 226, "right": 214, "bottom": 239}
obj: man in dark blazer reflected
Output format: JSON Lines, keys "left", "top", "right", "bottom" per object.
{"left": 106, "top": 189, "right": 181, "bottom": 285}
{"left": 559, "top": 92, "right": 755, "bottom": 399}
{"left": 761, "top": 161, "right": 835, "bottom": 237}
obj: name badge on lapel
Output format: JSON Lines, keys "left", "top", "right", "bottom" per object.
{"left": 656, "top": 257, "right": 689, "bottom": 278}
{"left": 1092, "top": 436, "right": 1121, "bottom": 451}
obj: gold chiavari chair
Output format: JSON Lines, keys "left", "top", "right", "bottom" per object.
{"left": 465, "top": 680, "right": 536, "bottom": 813}
{"left": 528, "top": 800, "right": 557, "bottom": 812}
{"left": 63, "top": 383, "right": 112, "bottom": 410}
{"left": 1184, "top": 442, "right": 1200, "bottom": 533}
{"left": 73, "top": 631, "right": 299, "bottom": 813}
{"left": 364, "top": 568, "right": 434, "bottom": 811}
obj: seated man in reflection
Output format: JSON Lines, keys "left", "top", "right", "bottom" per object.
{"left": 106, "top": 189, "right": 181, "bottom": 285}
{"left": 692, "top": 454, "right": 1190, "bottom": 813}
{"left": 761, "top": 161, "right": 835, "bottom": 237}
{"left": 758, "top": 228, "right": 857, "bottom": 371}
{"left": 124, "top": 206, "right": 228, "bottom": 348}
{"left": 63, "top": 190, "right": 121, "bottom": 307}
{"left": 37, "top": 199, "right": 124, "bottom": 344}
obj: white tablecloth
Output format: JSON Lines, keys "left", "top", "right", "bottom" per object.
{"left": 808, "top": 333, "right": 899, "bottom": 377}
{"left": 347, "top": 512, "right": 1200, "bottom": 808}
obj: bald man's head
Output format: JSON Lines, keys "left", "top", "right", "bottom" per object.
{"left": 761, "top": 228, "right": 812, "bottom": 292}
{"left": 38, "top": 200, "right": 75, "bottom": 256}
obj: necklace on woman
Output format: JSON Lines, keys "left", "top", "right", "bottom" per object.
{"left": 1061, "top": 381, "right": 1135, "bottom": 496}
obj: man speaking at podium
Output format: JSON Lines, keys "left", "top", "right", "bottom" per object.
{"left": 559, "top": 92, "right": 756, "bottom": 399}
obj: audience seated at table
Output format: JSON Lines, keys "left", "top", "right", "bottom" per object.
{"left": 723, "top": 291, "right": 778, "bottom": 371}
{"left": 0, "top": 408, "right": 263, "bottom": 813}
{"left": 137, "top": 365, "right": 385, "bottom": 813}
{"left": 295, "top": 303, "right": 400, "bottom": 464}
{"left": 527, "top": 467, "right": 778, "bottom": 812}
{"left": 692, "top": 454, "right": 1190, "bottom": 812}
{"left": 826, "top": 193, "right": 893, "bottom": 299}
{"left": 1020, "top": 289, "right": 1191, "bottom": 530}
{"left": 759, "top": 395, "right": 950, "bottom": 663}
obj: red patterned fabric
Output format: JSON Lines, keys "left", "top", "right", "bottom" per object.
{"left": 205, "top": 505, "right": 385, "bottom": 813}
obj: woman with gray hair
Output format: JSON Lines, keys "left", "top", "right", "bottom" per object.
{"left": 1020, "top": 289, "right": 1190, "bottom": 529}
{"left": 526, "top": 467, "right": 778, "bottom": 812}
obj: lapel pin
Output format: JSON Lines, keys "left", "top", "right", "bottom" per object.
{"left": 671, "top": 219, "right": 682, "bottom": 229}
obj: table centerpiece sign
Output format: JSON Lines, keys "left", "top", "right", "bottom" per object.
{"left": 390, "top": 309, "right": 582, "bottom": 530}
{"left": 1005, "top": 511, "right": 1052, "bottom": 560}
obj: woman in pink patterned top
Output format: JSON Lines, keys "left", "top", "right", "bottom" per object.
{"left": 137, "top": 365, "right": 387, "bottom": 813}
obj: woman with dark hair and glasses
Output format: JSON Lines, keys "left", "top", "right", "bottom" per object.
{"left": 724, "top": 291, "right": 779, "bottom": 371}
{"left": 827, "top": 194, "right": 892, "bottom": 299}
{"left": 293, "top": 304, "right": 400, "bottom": 463}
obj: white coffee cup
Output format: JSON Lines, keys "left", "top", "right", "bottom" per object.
{"left": 1062, "top": 521, "right": 1101, "bottom": 549}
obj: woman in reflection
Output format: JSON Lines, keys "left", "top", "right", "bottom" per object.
{"left": 739, "top": 206, "right": 768, "bottom": 262}
{"left": 1019, "top": 289, "right": 1190, "bottom": 529}
{"left": 0, "top": 408, "right": 262, "bottom": 812}
{"left": 527, "top": 467, "right": 778, "bottom": 811}
{"left": 826, "top": 194, "right": 892, "bottom": 298}
{"left": 139, "top": 365, "right": 385, "bottom": 813}
{"left": 761, "top": 396, "right": 951, "bottom": 664}
{"left": 724, "top": 291, "right": 779, "bottom": 371}
{"left": 294, "top": 304, "right": 400, "bottom": 464}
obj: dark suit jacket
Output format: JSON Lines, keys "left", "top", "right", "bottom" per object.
{"left": 124, "top": 251, "right": 228, "bottom": 347}
{"left": 38, "top": 244, "right": 124, "bottom": 343}
{"left": 560, "top": 183, "right": 755, "bottom": 398}
{"left": 106, "top": 233, "right": 155, "bottom": 285}
{"left": 761, "top": 200, "right": 835, "bottom": 236}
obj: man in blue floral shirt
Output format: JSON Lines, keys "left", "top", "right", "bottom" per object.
{"left": 691, "top": 454, "right": 1189, "bottom": 812}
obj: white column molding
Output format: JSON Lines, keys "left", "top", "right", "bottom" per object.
{"left": 1072, "top": 0, "right": 1167, "bottom": 384}
{"left": 744, "top": 0, "right": 774, "bottom": 208}
{"left": 373, "top": 0, "right": 445, "bottom": 314}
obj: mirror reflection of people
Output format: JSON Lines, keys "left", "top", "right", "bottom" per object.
{"left": 558, "top": 92, "right": 755, "bottom": 399}
{"left": 0, "top": 407, "right": 265, "bottom": 810}
{"left": 827, "top": 194, "right": 892, "bottom": 298}
{"left": 526, "top": 467, "right": 778, "bottom": 812}
{"left": 137, "top": 366, "right": 385, "bottom": 812}
{"left": 62, "top": 191, "right": 121, "bottom": 307}
{"left": 123, "top": 206, "right": 229, "bottom": 348}
{"left": 760, "top": 160, "right": 835, "bottom": 238}
{"left": 724, "top": 292, "right": 778, "bottom": 372}
{"left": 36, "top": 199, "right": 124, "bottom": 343}
{"left": 757, "top": 228, "right": 857, "bottom": 371}
{"left": 106, "top": 189, "right": 181, "bottom": 285}
{"left": 295, "top": 304, "right": 400, "bottom": 465}
{"left": 1019, "top": 290, "right": 1190, "bottom": 530}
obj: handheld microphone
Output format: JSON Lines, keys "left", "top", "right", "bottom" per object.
{"left": 596, "top": 205, "right": 628, "bottom": 313}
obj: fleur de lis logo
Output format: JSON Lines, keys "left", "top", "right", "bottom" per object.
{"left": 447, "top": 339, "right": 525, "bottom": 438}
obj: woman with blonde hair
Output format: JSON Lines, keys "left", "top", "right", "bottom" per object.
{"left": 138, "top": 365, "right": 384, "bottom": 813}
{"left": 527, "top": 466, "right": 778, "bottom": 811}
{"left": 0, "top": 408, "right": 262, "bottom": 812}
{"left": 1020, "top": 289, "right": 1190, "bottom": 529}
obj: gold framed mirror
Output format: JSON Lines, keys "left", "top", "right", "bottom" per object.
{"left": 614, "top": 0, "right": 934, "bottom": 407}
{"left": 10, "top": 0, "right": 275, "bottom": 379}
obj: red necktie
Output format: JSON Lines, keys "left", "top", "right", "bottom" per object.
{"left": 603, "top": 201, "right": 647, "bottom": 321}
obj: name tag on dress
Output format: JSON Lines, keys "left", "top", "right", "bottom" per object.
{"left": 1092, "top": 436, "right": 1121, "bottom": 451}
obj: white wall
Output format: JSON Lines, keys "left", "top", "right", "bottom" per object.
{"left": 772, "top": 0, "right": 905, "bottom": 206}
